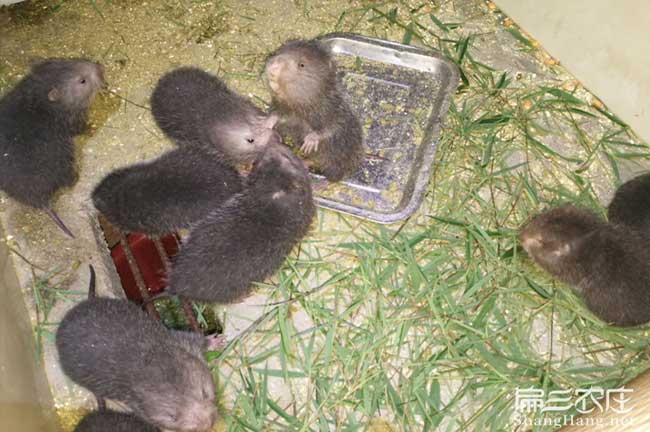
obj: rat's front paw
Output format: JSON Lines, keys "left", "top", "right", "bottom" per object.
{"left": 301, "top": 132, "right": 320, "bottom": 155}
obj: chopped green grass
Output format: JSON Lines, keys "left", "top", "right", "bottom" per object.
{"left": 213, "top": 2, "right": 650, "bottom": 431}
{"left": 26, "top": 260, "right": 85, "bottom": 362}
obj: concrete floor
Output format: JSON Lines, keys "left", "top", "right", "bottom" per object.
{"left": 0, "top": 234, "right": 59, "bottom": 432}
{"left": 495, "top": 0, "right": 650, "bottom": 143}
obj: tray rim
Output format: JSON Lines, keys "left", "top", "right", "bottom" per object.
{"left": 313, "top": 32, "right": 460, "bottom": 224}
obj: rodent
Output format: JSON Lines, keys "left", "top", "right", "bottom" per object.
{"left": 264, "top": 39, "right": 364, "bottom": 182}
{"left": 92, "top": 143, "right": 243, "bottom": 235}
{"left": 56, "top": 266, "right": 218, "bottom": 431}
{"left": 74, "top": 410, "right": 160, "bottom": 432}
{"left": 608, "top": 172, "right": 650, "bottom": 232}
{"left": 150, "top": 67, "right": 280, "bottom": 167}
{"left": 0, "top": 59, "right": 105, "bottom": 237}
{"left": 167, "top": 142, "right": 315, "bottom": 303}
{"left": 520, "top": 204, "right": 650, "bottom": 327}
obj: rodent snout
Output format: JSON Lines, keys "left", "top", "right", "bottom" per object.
{"left": 194, "top": 408, "right": 218, "bottom": 432}
{"left": 265, "top": 56, "right": 288, "bottom": 90}
{"left": 266, "top": 129, "right": 282, "bottom": 146}
{"left": 177, "top": 404, "right": 217, "bottom": 432}
{"left": 265, "top": 57, "right": 283, "bottom": 78}
{"left": 209, "top": 410, "right": 219, "bottom": 430}
{"left": 95, "top": 63, "right": 106, "bottom": 85}
{"left": 92, "top": 63, "right": 107, "bottom": 88}
{"left": 520, "top": 234, "right": 541, "bottom": 252}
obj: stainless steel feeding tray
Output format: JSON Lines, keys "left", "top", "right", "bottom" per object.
{"left": 314, "top": 33, "right": 459, "bottom": 223}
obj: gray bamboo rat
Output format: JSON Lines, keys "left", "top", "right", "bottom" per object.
{"left": 56, "top": 265, "right": 220, "bottom": 432}
{"left": 608, "top": 172, "right": 650, "bottom": 232}
{"left": 0, "top": 59, "right": 105, "bottom": 237}
{"left": 167, "top": 142, "right": 315, "bottom": 303}
{"left": 150, "top": 67, "right": 280, "bottom": 167}
{"left": 520, "top": 204, "right": 650, "bottom": 327}
{"left": 75, "top": 410, "right": 159, "bottom": 432}
{"left": 92, "top": 143, "right": 243, "bottom": 235}
{"left": 264, "top": 39, "right": 364, "bottom": 182}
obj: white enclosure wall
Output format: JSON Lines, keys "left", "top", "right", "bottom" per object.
{"left": 495, "top": 0, "right": 650, "bottom": 143}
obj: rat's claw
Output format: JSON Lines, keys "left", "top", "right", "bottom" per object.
{"left": 205, "top": 333, "right": 228, "bottom": 351}
{"left": 312, "top": 179, "right": 330, "bottom": 191}
{"left": 301, "top": 132, "right": 320, "bottom": 155}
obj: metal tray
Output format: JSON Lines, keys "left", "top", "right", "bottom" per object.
{"left": 314, "top": 33, "right": 459, "bottom": 224}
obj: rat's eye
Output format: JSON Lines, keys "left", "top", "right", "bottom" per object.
{"left": 299, "top": 63, "right": 305, "bottom": 68}
{"left": 79, "top": 78, "right": 87, "bottom": 84}
{"left": 246, "top": 138, "right": 255, "bottom": 143}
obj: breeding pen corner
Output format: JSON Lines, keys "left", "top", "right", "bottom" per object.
{"left": 0, "top": 221, "right": 59, "bottom": 432}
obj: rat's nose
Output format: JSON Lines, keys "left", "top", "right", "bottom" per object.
{"left": 265, "top": 56, "right": 284, "bottom": 79}
{"left": 267, "top": 129, "right": 282, "bottom": 146}
{"left": 520, "top": 235, "right": 541, "bottom": 252}
{"left": 197, "top": 409, "right": 218, "bottom": 431}
{"left": 93, "top": 63, "right": 106, "bottom": 87}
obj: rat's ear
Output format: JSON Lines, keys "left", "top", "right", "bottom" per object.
{"left": 251, "top": 114, "right": 270, "bottom": 129}
{"left": 140, "top": 349, "right": 175, "bottom": 380}
{"left": 48, "top": 87, "right": 60, "bottom": 102}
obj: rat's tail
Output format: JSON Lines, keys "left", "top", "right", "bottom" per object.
{"left": 96, "top": 395, "right": 106, "bottom": 411}
{"left": 88, "top": 264, "right": 96, "bottom": 299}
{"left": 44, "top": 208, "right": 75, "bottom": 238}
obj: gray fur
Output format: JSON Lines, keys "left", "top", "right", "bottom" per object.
{"left": 92, "top": 144, "right": 243, "bottom": 235}
{"left": 608, "top": 172, "right": 650, "bottom": 232}
{"left": 0, "top": 59, "right": 104, "bottom": 234}
{"left": 265, "top": 39, "right": 364, "bottom": 181}
{"left": 56, "top": 294, "right": 217, "bottom": 431}
{"left": 74, "top": 410, "right": 159, "bottom": 432}
{"left": 168, "top": 144, "right": 315, "bottom": 303}
{"left": 151, "top": 67, "right": 279, "bottom": 166}
{"left": 520, "top": 204, "right": 650, "bottom": 327}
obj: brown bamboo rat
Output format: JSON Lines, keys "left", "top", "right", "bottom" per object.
{"left": 264, "top": 39, "right": 364, "bottom": 182}
{"left": 608, "top": 172, "right": 650, "bottom": 232}
{"left": 150, "top": 67, "right": 280, "bottom": 167}
{"left": 520, "top": 204, "right": 650, "bottom": 327}
{"left": 166, "top": 142, "right": 315, "bottom": 303}
{"left": 75, "top": 410, "right": 160, "bottom": 432}
{"left": 56, "top": 265, "right": 220, "bottom": 431}
{"left": 92, "top": 143, "right": 243, "bottom": 235}
{"left": 0, "top": 59, "right": 105, "bottom": 237}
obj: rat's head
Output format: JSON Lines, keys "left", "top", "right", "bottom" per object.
{"left": 265, "top": 39, "right": 335, "bottom": 107}
{"left": 248, "top": 144, "right": 313, "bottom": 218}
{"left": 135, "top": 350, "right": 217, "bottom": 432}
{"left": 31, "top": 59, "right": 105, "bottom": 111}
{"left": 520, "top": 204, "right": 601, "bottom": 270}
{"left": 253, "top": 142, "right": 310, "bottom": 185}
{"left": 210, "top": 114, "right": 282, "bottom": 164}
